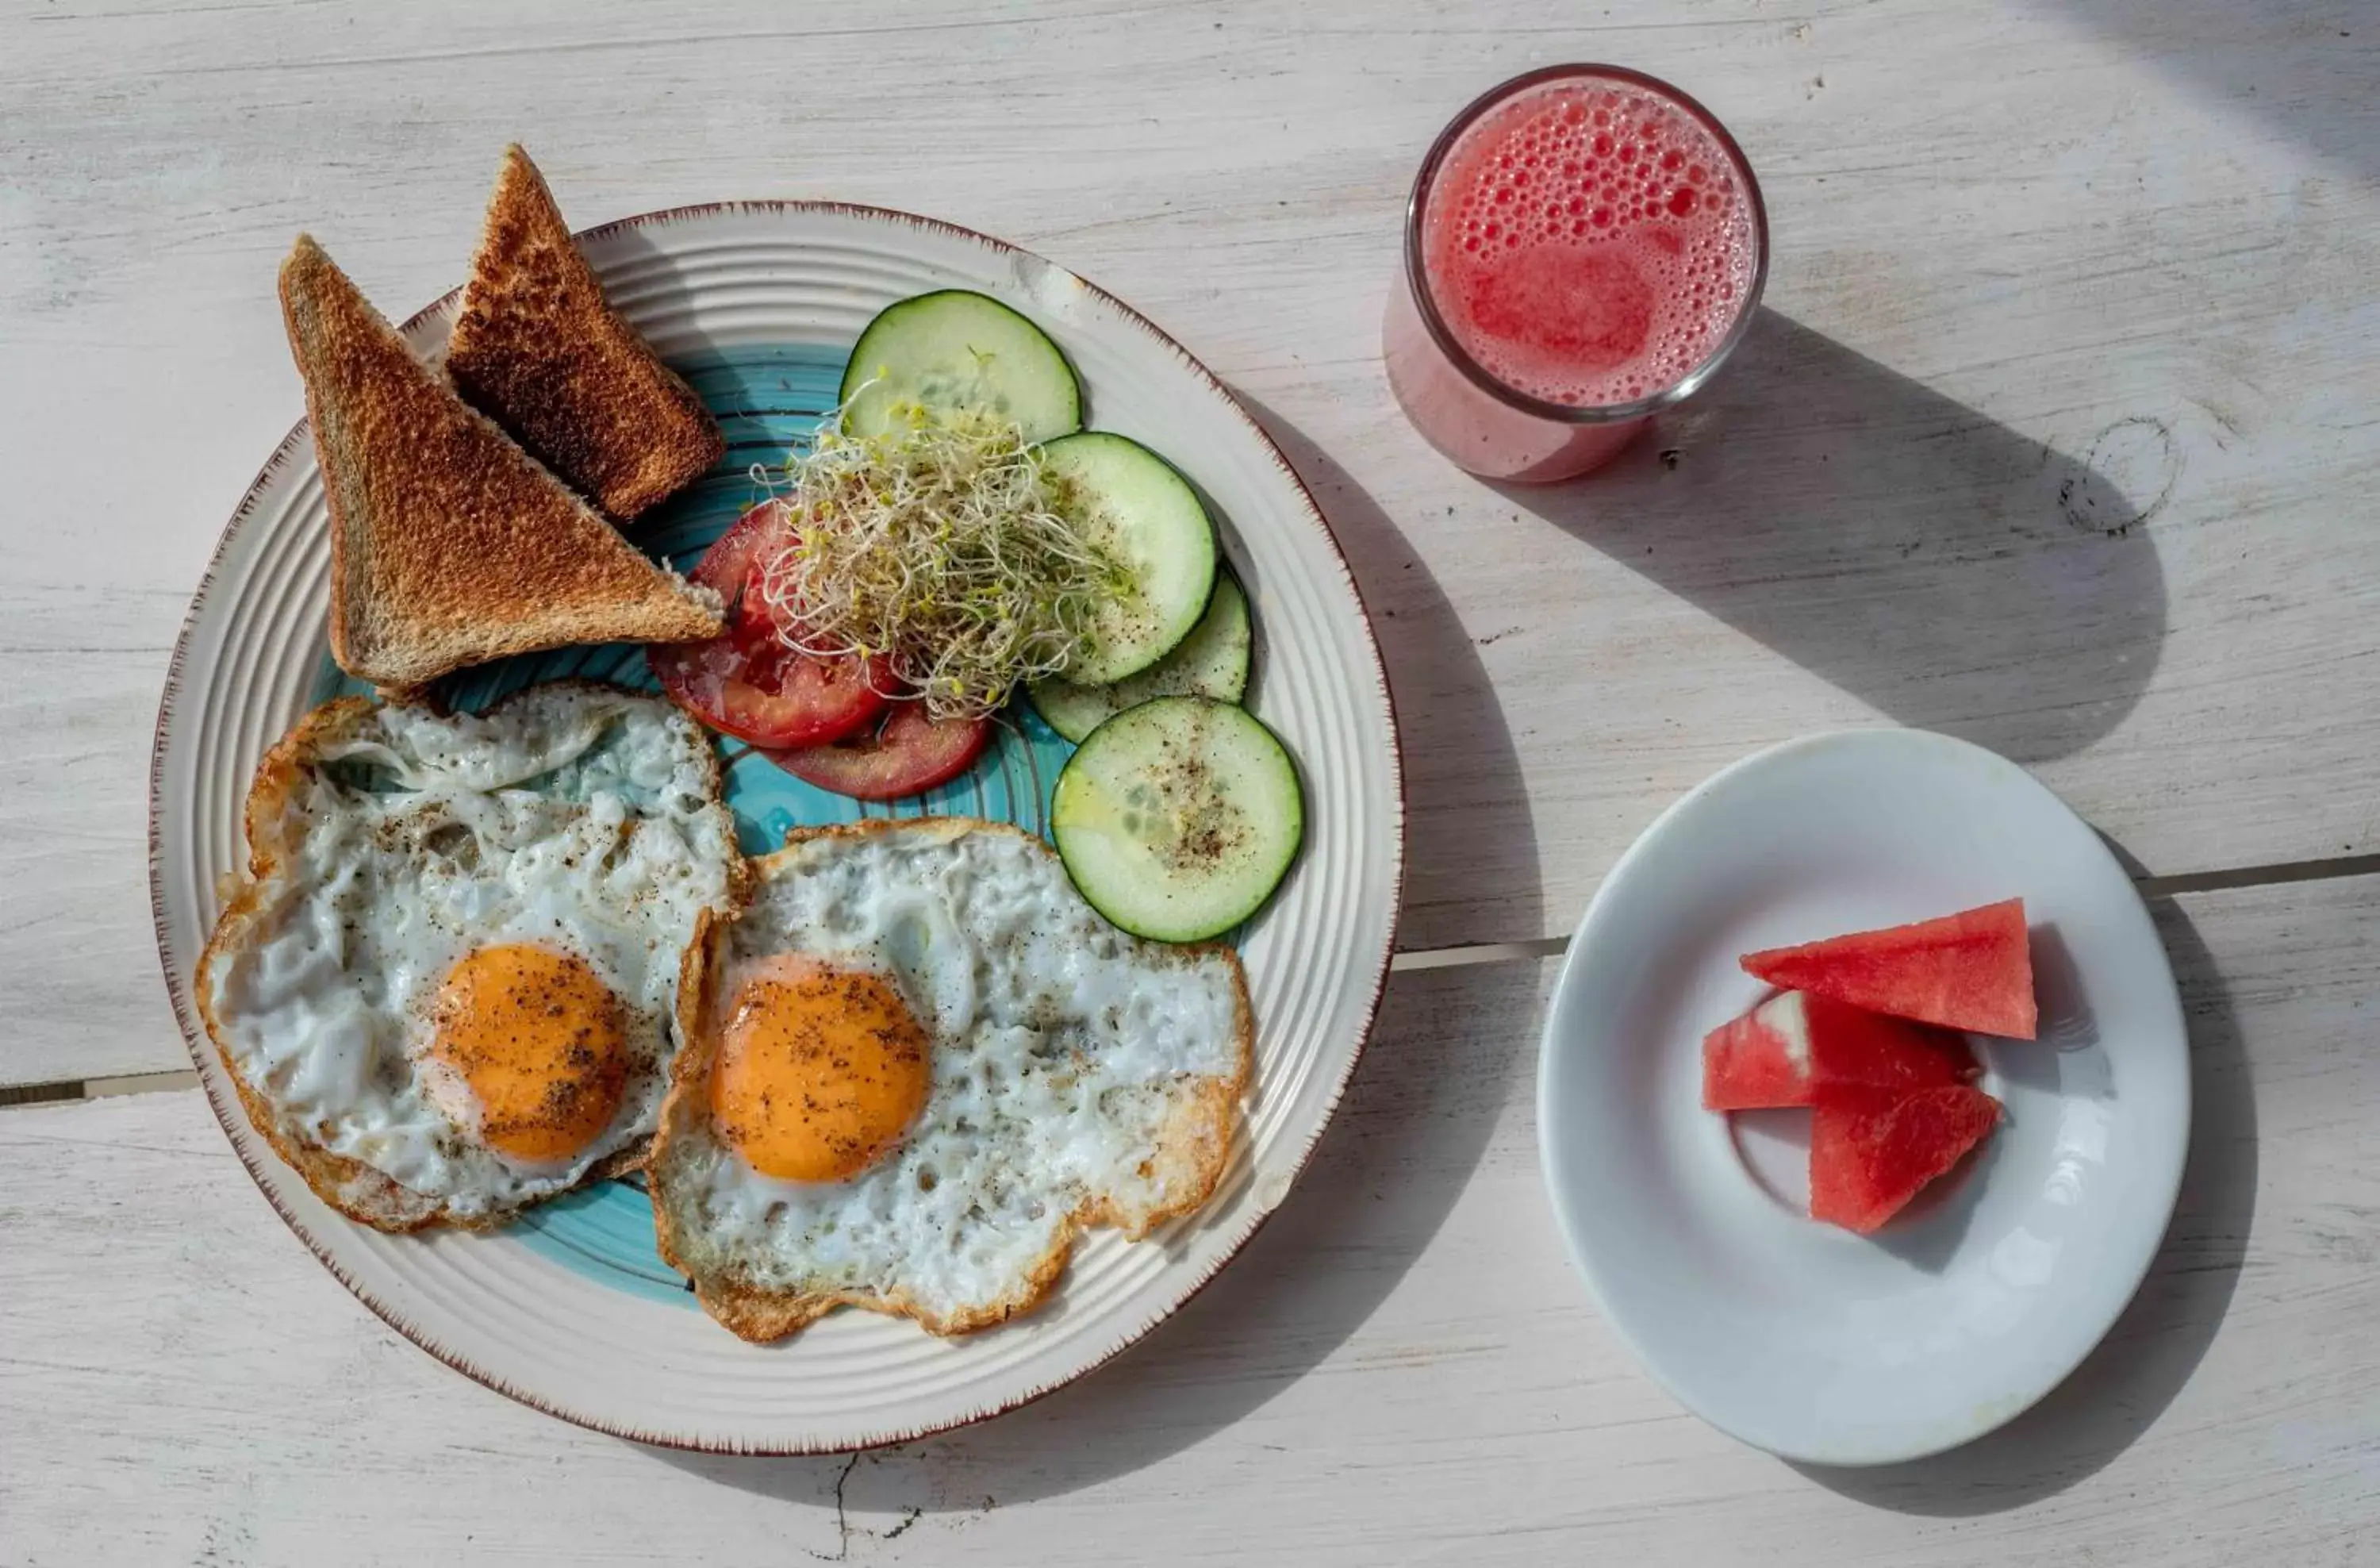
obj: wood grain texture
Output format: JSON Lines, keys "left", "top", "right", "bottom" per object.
{"left": 2, "top": 4, "right": 2376, "bottom": 1066}
{"left": 3, "top": 878, "right": 2374, "bottom": 1565}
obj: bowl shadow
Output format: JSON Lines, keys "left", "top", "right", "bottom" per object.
{"left": 647, "top": 400, "right": 1541, "bottom": 1515}
{"left": 1793, "top": 896, "right": 2256, "bottom": 1512}
{"left": 1491, "top": 308, "right": 2171, "bottom": 767}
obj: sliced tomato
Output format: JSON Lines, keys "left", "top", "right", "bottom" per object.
{"left": 654, "top": 636, "right": 890, "bottom": 748}
{"left": 768, "top": 704, "right": 992, "bottom": 801}
{"left": 648, "top": 500, "right": 889, "bottom": 748}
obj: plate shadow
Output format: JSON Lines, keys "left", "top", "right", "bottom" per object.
{"left": 648, "top": 401, "right": 1541, "bottom": 1511}
{"left": 1493, "top": 308, "right": 2171, "bottom": 767}
{"left": 1794, "top": 897, "right": 2255, "bottom": 1512}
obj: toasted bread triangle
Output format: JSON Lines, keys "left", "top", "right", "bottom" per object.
{"left": 446, "top": 146, "right": 724, "bottom": 519}
{"left": 278, "top": 235, "right": 723, "bottom": 690}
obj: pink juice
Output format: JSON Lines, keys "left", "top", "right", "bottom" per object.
{"left": 1385, "top": 67, "right": 1766, "bottom": 482}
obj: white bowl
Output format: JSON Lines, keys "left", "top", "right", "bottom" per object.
{"left": 1537, "top": 728, "right": 2189, "bottom": 1465}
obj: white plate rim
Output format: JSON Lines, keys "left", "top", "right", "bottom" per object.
{"left": 147, "top": 199, "right": 1407, "bottom": 1453}
{"left": 1535, "top": 726, "right": 2190, "bottom": 1465}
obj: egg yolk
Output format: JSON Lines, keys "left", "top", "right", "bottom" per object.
{"left": 710, "top": 961, "right": 931, "bottom": 1183}
{"left": 429, "top": 943, "right": 629, "bottom": 1163}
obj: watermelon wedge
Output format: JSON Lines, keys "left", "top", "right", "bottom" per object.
{"left": 1741, "top": 898, "right": 2038, "bottom": 1039}
{"left": 1809, "top": 1085, "right": 2002, "bottom": 1233}
{"left": 1702, "top": 990, "right": 1979, "bottom": 1111}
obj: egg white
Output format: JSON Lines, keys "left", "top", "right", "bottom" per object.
{"left": 651, "top": 818, "right": 1251, "bottom": 1338}
{"left": 200, "top": 683, "right": 742, "bottom": 1225}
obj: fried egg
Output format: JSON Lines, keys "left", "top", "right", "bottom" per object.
{"left": 198, "top": 683, "right": 743, "bottom": 1230}
{"left": 650, "top": 818, "right": 1252, "bottom": 1341}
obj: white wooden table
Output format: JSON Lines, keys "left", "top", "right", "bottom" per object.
{"left": 4, "top": 1, "right": 2375, "bottom": 1561}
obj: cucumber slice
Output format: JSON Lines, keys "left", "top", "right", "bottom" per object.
{"left": 1052, "top": 696, "right": 1302, "bottom": 942}
{"left": 1042, "top": 432, "right": 1219, "bottom": 686}
{"left": 1029, "top": 573, "right": 1251, "bottom": 744}
{"left": 839, "top": 290, "right": 1083, "bottom": 444}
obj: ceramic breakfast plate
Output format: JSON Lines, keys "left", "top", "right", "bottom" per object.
{"left": 1537, "top": 728, "right": 2188, "bottom": 1466}
{"left": 149, "top": 202, "right": 1403, "bottom": 1451}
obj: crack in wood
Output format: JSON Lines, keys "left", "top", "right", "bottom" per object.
{"left": 805, "top": 1452, "right": 865, "bottom": 1564}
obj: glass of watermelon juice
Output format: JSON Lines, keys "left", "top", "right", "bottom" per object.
{"left": 1384, "top": 65, "right": 1769, "bottom": 482}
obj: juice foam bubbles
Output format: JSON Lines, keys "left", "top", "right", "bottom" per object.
{"left": 1422, "top": 77, "right": 1758, "bottom": 408}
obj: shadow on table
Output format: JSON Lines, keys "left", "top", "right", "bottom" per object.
{"left": 1246, "top": 396, "right": 1546, "bottom": 953}
{"left": 1795, "top": 897, "right": 2257, "bottom": 1514}
{"left": 2058, "top": 0, "right": 2380, "bottom": 185}
{"left": 1493, "top": 308, "right": 2171, "bottom": 767}
{"left": 649, "top": 402, "right": 1541, "bottom": 1515}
